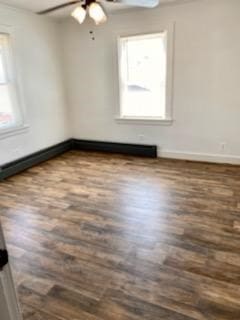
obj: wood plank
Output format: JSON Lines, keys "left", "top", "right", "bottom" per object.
{"left": 1, "top": 150, "right": 240, "bottom": 319}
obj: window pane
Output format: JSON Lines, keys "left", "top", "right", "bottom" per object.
{"left": 0, "top": 33, "right": 22, "bottom": 131}
{"left": 0, "top": 84, "right": 15, "bottom": 128}
{"left": 120, "top": 33, "right": 167, "bottom": 118}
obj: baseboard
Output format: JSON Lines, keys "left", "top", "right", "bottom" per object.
{"left": 1, "top": 138, "right": 240, "bottom": 181}
{"left": 72, "top": 139, "right": 157, "bottom": 158}
{"left": 0, "top": 140, "right": 72, "bottom": 180}
{"left": 158, "top": 149, "right": 240, "bottom": 165}
{"left": 0, "top": 139, "right": 157, "bottom": 180}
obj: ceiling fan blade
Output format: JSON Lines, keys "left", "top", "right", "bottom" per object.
{"left": 105, "top": 0, "right": 159, "bottom": 8}
{"left": 37, "top": 1, "right": 81, "bottom": 15}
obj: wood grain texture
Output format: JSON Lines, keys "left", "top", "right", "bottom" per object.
{"left": 0, "top": 150, "right": 240, "bottom": 320}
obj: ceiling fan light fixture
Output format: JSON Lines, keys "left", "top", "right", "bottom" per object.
{"left": 88, "top": 2, "right": 107, "bottom": 25}
{"left": 71, "top": 6, "right": 87, "bottom": 24}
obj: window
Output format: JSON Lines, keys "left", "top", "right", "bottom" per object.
{"left": 0, "top": 32, "right": 24, "bottom": 133}
{"left": 118, "top": 31, "right": 173, "bottom": 123}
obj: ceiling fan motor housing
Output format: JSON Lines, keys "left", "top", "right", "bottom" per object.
{"left": 83, "top": 0, "right": 98, "bottom": 9}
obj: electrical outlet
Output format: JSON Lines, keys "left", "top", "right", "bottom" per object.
{"left": 220, "top": 142, "right": 226, "bottom": 153}
{"left": 139, "top": 134, "right": 145, "bottom": 142}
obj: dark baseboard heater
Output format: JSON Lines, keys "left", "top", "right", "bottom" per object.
{"left": 0, "top": 139, "right": 157, "bottom": 180}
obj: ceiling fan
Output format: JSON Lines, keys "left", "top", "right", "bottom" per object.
{"left": 38, "top": 0, "right": 160, "bottom": 25}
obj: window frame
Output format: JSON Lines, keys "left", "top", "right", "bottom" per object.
{"left": 0, "top": 25, "right": 28, "bottom": 139}
{"left": 116, "top": 25, "right": 174, "bottom": 125}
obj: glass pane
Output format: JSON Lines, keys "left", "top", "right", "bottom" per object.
{"left": 0, "top": 84, "right": 15, "bottom": 128}
{"left": 121, "top": 34, "right": 167, "bottom": 118}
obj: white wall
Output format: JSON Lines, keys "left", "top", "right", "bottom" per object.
{"left": 0, "top": 4, "right": 70, "bottom": 165}
{"left": 60, "top": 0, "right": 240, "bottom": 164}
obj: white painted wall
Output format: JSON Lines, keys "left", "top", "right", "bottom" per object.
{"left": 60, "top": 0, "right": 240, "bottom": 164}
{"left": 0, "top": 4, "right": 70, "bottom": 165}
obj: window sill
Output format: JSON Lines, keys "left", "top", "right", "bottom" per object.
{"left": 0, "top": 125, "right": 30, "bottom": 140}
{"left": 115, "top": 117, "right": 173, "bottom": 126}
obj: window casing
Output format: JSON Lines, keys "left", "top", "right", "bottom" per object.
{"left": 117, "top": 30, "right": 173, "bottom": 124}
{"left": 0, "top": 30, "right": 25, "bottom": 136}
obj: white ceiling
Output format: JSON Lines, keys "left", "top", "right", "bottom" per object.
{"left": 0, "top": 0, "right": 190, "bottom": 17}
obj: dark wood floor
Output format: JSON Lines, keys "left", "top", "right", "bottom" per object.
{"left": 0, "top": 151, "right": 240, "bottom": 320}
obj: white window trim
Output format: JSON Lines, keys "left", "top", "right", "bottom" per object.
{"left": 0, "top": 24, "right": 28, "bottom": 138}
{"left": 116, "top": 23, "right": 175, "bottom": 125}
{"left": 115, "top": 116, "right": 173, "bottom": 125}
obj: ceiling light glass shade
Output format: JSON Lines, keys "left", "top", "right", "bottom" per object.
{"left": 71, "top": 6, "right": 87, "bottom": 24}
{"left": 89, "top": 3, "right": 107, "bottom": 25}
